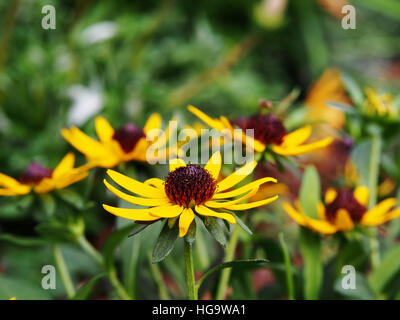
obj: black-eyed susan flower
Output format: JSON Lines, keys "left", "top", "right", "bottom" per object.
{"left": 61, "top": 114, "right": 174, "bottom": 168}
{"left": 0, "top": 153, "right": 88, "bottom": 196}
{"left": 188, "top": 105, "right": 333, "bottom": 156}
{"left": 283, "top": 186, "right": 400, "bottom": 234}
{"left": 103, "top": 151, "right": 278, "bottom": 237}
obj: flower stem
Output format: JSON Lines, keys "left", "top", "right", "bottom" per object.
{"left": 368, "top": 126, "right": 382, "bottom": 269}
{"left": 183, "top": 240, "right": 197, "bottom": 300}
{"left": 77, "top": 235, "right": 132, "bottom": 300}
{"left": 52, "top": 245, "right": 75, "bottom": 299}
{"left": 278, "top": 232, "right": 295, "bottom": 300}
{"left": 148, "top": 253, "right": 171, "bottom": 300}
{"left": 215, "top": 225, "right": 240, "bottom": 300}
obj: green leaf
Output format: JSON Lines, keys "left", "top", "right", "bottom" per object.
{"left": 326, "top": 101, "right": 357, "bottom": 114}
{"left": 0, "top": 194, "right": 33, "bottom": 219}
{"left": 128, "top": 223, "right": 150, "bottom": 238}
{"left": 232, "top": 213, "right": 253, "bottom": 235}
{"left": 0, "top": 275, "right": 52, "bottom": 300}
{"left": 35, "top": 219, "right": 83, "bottom": 243}
{"left": 72, "top": 273, "right": 106, "bottom": 300}
{"left": 152, "top": 220, "right": 179, "bottom": 263}
{"left": 0, "top": 233, "right": 48, "bottom": 246}
{"left": 196, "top": 259, "right": 268, "bottom": 291}
{"left": 56, "top": 189, "right": 85, "bottom": 210}
{"left": 341, "top": 72, "right": 364, "bottom": 106}
{"left": 334, "top": 273, "right": 375, "bottom": 300}
{"left": 299, "top": 227, "right": 322, "bottom": 299}
{"left": 102, "top": 223, "right": 146, "bottom": 273}
{"left": 39, "top": 193, "right": 56, "bottom": 216}
{"left": 299, "top": 166, "right": 320, "bottom": 219}
{"left": 368, "top": 245, "right": 400, "bottom": 295}
{"left": 203, "top": 216, "right": 227, "bottom": 247}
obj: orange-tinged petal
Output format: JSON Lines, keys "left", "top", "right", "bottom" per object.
{"left": 179, "top": 208, "right": 195, "bottom": 237}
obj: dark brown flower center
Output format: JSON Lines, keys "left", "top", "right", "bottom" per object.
{"left": 19, "top": 162, "right": 53, "bottom": 185}
{"left": 232, "top": 114, "right": 287, "bottom": 146}
{"left": 164, "top": 164, "right": 217, "bottom": 208}
{"left": 325, "top": 190, "right": 367, "bottom": 223}
{"left": 113, "top": 123, "right": 145, "bottom": 153}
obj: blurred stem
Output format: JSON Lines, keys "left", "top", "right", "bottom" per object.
{"left": 215, "top": 225, "right": 240, "bottom": 300}
{"left": 148, "top": 253, "right": 171, "bottom": 300}
{"left": 194, "top": 227, "right": 210, "bottom": 271}
{"left": 52, "top": 245, "right": 75, "bottom": 299}
{"left": 183, "top": 240, "right": 197, "bottom": 300}
{"left": 77, "top": 235, "right": 132, "bottom": 300}
{"left": 278, "top": 232, "right": 295, "bottom": 300}
{"left": 368, "top": 126, "right": 382, "bottom": 269}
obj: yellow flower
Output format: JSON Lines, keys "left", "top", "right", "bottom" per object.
{"left": 61, "top": 114, "right": 173, "bottom": 168}
{"left": 0, "top": 153, "right": 89, "bottom": 196}
{"left": 364, "top": 87, "right": 397, "bottom": 117}
{"left": 103, "top": 151, "right": 278, "bottom": 237}
{"left": 283, "top": 186, "right": 400, "bottom": 234}
{"left": 188, "top": 105, "right": 333, "bottom": 156}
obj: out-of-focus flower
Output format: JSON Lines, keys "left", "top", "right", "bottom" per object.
{"left": 62, "top": 114, "right": 174, "bottom": 168}
{"left": 364, "top": 87, "right": 397, "bottom": 118}
{"left": 103, "top": 151, "right": 278, "bottom": 237}
{"left": 253, "top": 0, "right": 287, "bottom": 30}
{"left": 0, "top": 153, "right": 88, "bottom": 196}
{"left": 317, "top": 0, "right": 349, "bottom": 20}
{"left": 188, "top": 105, "right": 333, "bottom": 156}
{"left": 305, "top": 68, "right": 351, "bottom": 132}
{"left": 283, "top": 186, "right": 400, "bottom": 234}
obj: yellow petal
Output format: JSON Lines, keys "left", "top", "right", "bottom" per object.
{"left": 102, "top": 204, "right": 161, "bottom": 221}
{"left": 107, "top": 170, "right": 166, "bottom": 198}
{"left": 187, "top": 105, "right": 225, "bottom": 131}
{"left": 217, "top": 161, "right": 257, "bottom": 192}
{"left": 334, "top": 209, "right": 355, "bottom": 231}
{"left": 283, "top": 201, "right": 308, "bottom": 226}
{"left": 213, "top": 177, "right": 276, "bottom": 199}
{"left": 195, "top": 205, "right": 236, "bottom": 224}
{"left": 52, "top": 153, "right": 75, "bottom": 179}
{"left": 144, "top": 178, "right": 165, "bottom": 190}
{"left": 305, "top": 218, "right": 338, "bottom": 234}
{"left": 61, "top": 127, "right": 108, "bottom": 158}
{"left": 361, "top": 198, "right": 397, "bottom": 225}
{"left": 169, "top": 158, "right": 186, "bottom": 172}
{"left": 225, "top": 195, "right": 278, "bottom": 210}
{"left": 179, "top": 208, "right": 195, "bottom": 237}
{"left": 272, "top": 137, "right": 334, "bottom": 156}
{"left": 281, "top": 125, "right": 312, "bottom": 148}
{"left": 204, "top": 151, "right": 222, "bottom": 180}
{"left": 353, "top": 186, "right": 369, "bottom": 206}
{"left": 104, "top": 180, "right": 169, "bottom": 206}
{"left": 205, "top": 187, "right": 259, "bottom": 208}
{"left": 143, "top": 113, "right": 162, "bottom": 135}
{"left": 325, "top": 188, "right": 337, "bottom": 204}
{"left": 0, "top": 188, "right": 29, "bottom": 196}
{"left": 149, "top": 204, "right": 183, "bottom": 218}
{"left": 95, "top": 116, "right": 115, "bottom": 143}
{"left": 0, "top": 173, "right": 26, "bottom": 188}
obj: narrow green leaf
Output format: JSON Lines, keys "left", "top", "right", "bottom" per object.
{"left": 232, "top": 213, "right": 253, "bottom": 235}
{"left": 203, "top": 216, "right": 227, "bottom": 247}
{"left": 102, "top": 223, "right": 146, "bottom": 273}
{"left": 299, "top": 227, "right": 322, "bottom": 299}
{"left": 152, "top": 221, "right": 179, "bottom": 263}
{"left": 56, "top": 189, "right": 85, "bottom": 210}
{"left": 299, "top": 166, "right": 320, "bottom": 219}
{"left": 185, "top": 219, "right": 196, "bottom": 245}
{"left": 326, "top": 101, "right": 357, "bottom": 114}
{"left": 72, "top": 273, "right": 106, "bottom": 300}
{"left": 128, "top": 224, "right": 149, "bottom": 238}
{"left": 341, "top": 72, "right": 364, "bottom": 106}
{"left": 0, "top": 233, "right": 48, "bottom": 246}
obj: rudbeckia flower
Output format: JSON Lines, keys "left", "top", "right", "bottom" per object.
{"left": 283, "top": 186, "right": 400, "bottom": 234}
{"left": 61, "top": 114, "right": 173, "bottom": 168}
{"left": 103, "top": 151, "right": 278, "bottom": 237}
{"left": 188, "top": 105, "right": 333, "bottom": 156}
{"left": 0, "top": 153, "right": 89, "bottom": 196}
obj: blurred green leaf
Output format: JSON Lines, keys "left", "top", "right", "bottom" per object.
{"left": 0, "top": 233, "right": 47, "bottom": 246}
{"left": 203, "top": 216, "right": 227, "bottom": 247}
{"left": 0, "top": 275, "right": 52, "bottom": 300}
{"left": 152, "top": 220, "right": 179, "bottom": 263}
{"left": 299, "top": 166, "right": 320, "bottom": 219}
{"left": 184, "top": 219, "right": 196, "bottom": 245}
{"left": 341, "top": 73, "right": 365, "bottom": 106}
{"left": 72, "top": 273, "right": 106, "bottom": 300}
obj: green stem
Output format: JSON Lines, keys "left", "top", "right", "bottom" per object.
{"left": 52, "top": 245, "right": 75, "bottom": 299}
{"left": 278, "top": 232, "right": 295, "bottom": 300}
{"left": 148, "top": 253, "right": 171, "bottom": 300}
{"left": 368, "top": 127, "right": 382, "bottom": 269}
{"left": 215, "top": 225, "right": 240, "bottom": 300}
{"left": 183, "top": 240, "right": 197, "bottom": 300}
{"left": 77, "top": 235, "right": 132, "bottom": 300}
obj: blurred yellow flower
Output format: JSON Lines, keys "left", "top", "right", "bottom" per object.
{"left": 103, "top": 151, "right": 278, "bottom": 237}
{"left": 283, "top": 186, "right": 400, "bottom": 234}
{"left": 0, "top": 153, "right": 88, "bottom": 196}
{"left": 188, "top": 105, "right": 333, "bottom": 156}
{"left": 364, "top": 87, "right": 397, "bottom": 117}
{"left": 62, "top": 114, "right": 174, "bottom": 168}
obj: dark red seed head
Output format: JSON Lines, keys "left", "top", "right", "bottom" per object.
{"left": 112, "top": 123, "right": 145, "bottom": 153}
{"left": 19, "top": 162, "right": 53, "bottom": 185}
{"left": 231, "top": 114, "right": 287, "bottom": 146}
{"left": 325, "top": 189, "right": 367, "bottom": 223}
{"left": 164, "top": 164, "right": 217, "bottom": 208}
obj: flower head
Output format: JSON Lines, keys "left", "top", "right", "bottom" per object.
{"left": 0, "top": 153, "right": 89, "bottom": 196}
{"left": 283, "top": 186, "right": 400, "bottom": 234}
{"left": 61, "top": 114, "right": 173, "bottom": 168}
{"left": 364, "top": 87, "right": 397, "bottom": 118}
{"left": 103, "top": 151, "right": 278, "bottom": 237}
{"left": 188, "top": 105, "right": 333, "bottom": 156}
